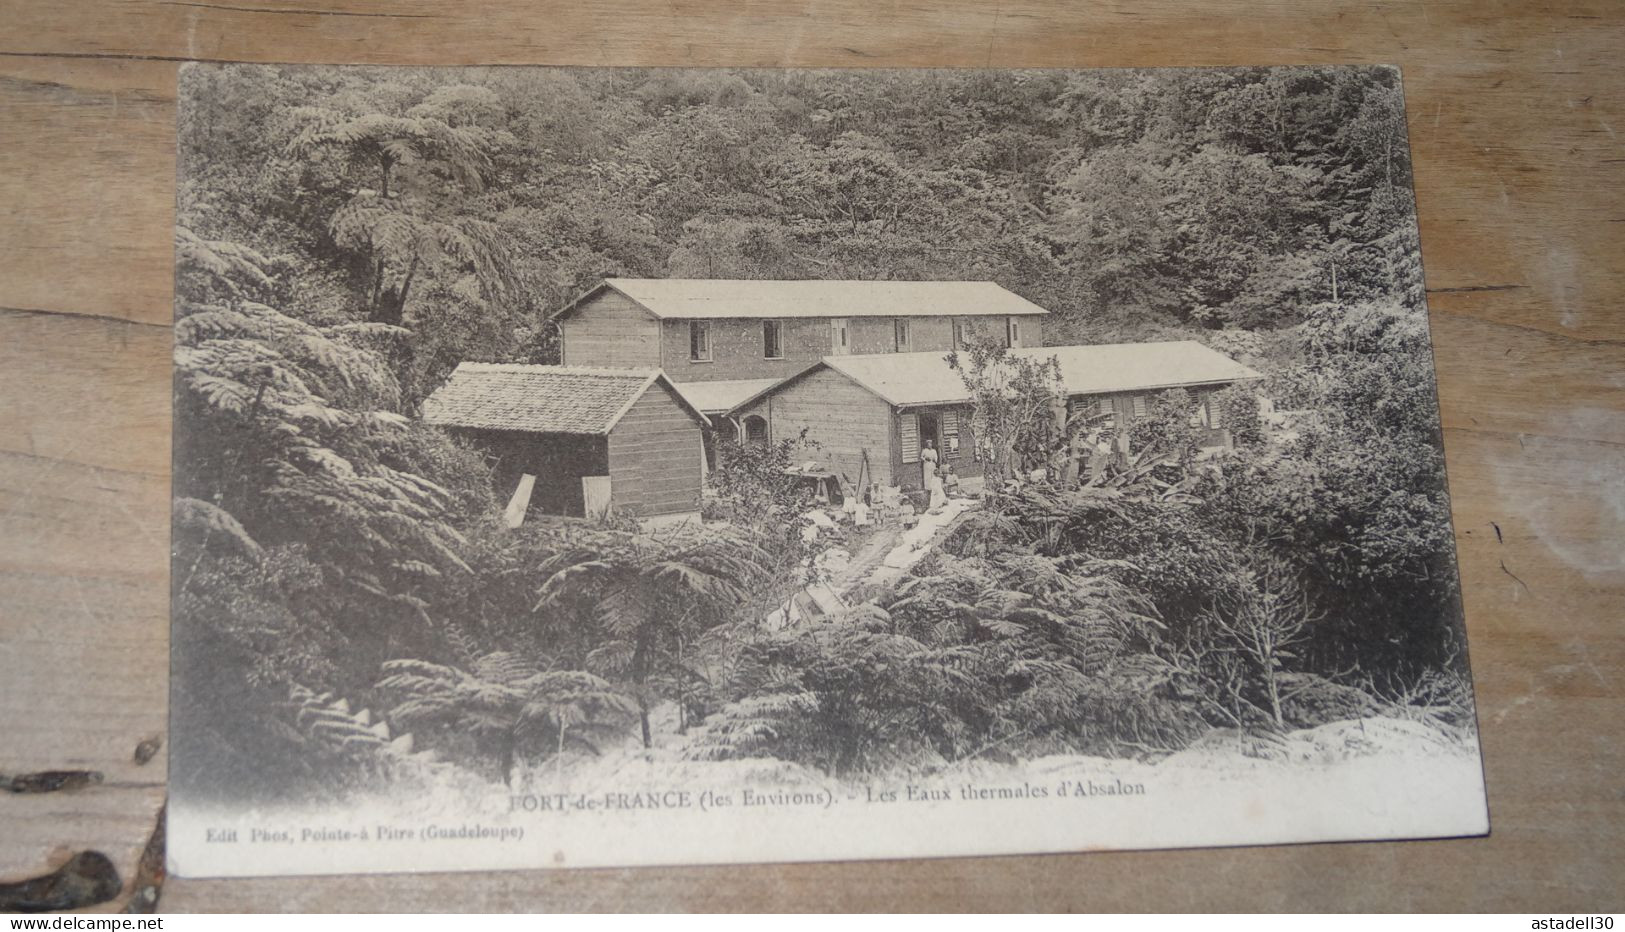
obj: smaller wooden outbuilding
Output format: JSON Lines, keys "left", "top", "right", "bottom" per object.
{"left": 422, "top": 363, "right": 710, "bottom": 524}
{"left": 727, "top": 341, "right": 1263, "bottom": 492}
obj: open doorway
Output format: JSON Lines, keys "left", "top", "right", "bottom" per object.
{"left": 916, "top": 410, "right": 941, "bottom": 487}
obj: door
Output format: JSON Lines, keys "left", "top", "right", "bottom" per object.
{"left": 916, "top": 411, "right": 941, "bottom": 488}
{"left": 503, "top": 474, "right": 536, "bottom": 528}
{"left": 582, "top": 475, "right": 613, "bottom": 521}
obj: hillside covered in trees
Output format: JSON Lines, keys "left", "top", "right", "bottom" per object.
{"left": 178, "top": 65, "right": 1421, "bottom": 402}
{"left": 170, "top": 65, "right": 1474, "bottom": 804}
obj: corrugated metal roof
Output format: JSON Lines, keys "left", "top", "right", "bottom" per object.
{"left": 673, "top": 378, "right": 784, "bottom": 414}
{"left": 567, "top": 278, "right": 1051, "bottom": 320}
{"left": 1031, "top": 342, "right": 1263, "bottom": 396}
{"left": 730, "top": 341, "right": 1262, "bottom": 411}
{"left": 422, "top": 363, "right": 707, "bottom": 434}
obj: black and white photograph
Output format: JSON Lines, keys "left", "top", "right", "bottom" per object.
{"left": 167, "top": 63, "right": 1488, "bottom": 877}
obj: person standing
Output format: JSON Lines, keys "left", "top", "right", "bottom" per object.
{"left": 921, "top": 439, "right": 946, "bottom": 512}
{"left": 1086, "top": 429, "right": 1111, "bottom": 484}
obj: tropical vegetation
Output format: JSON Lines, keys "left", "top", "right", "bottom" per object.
{"left": 170, "top": 64, "right": 1470, "bottom": 802}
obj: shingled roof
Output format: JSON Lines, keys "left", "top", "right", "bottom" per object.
{"left": 728, "top": 341, "right": 1263, "bottom": 412}
{"left": 422, "top": 364, "right": 708, "bottom": 434}
{"left": 558, "top": 278, "right": 1051, "bottom": 320}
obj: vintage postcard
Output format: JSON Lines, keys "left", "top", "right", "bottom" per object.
{"left": 169, "top": 64, "right": 1488, "bottom": 877}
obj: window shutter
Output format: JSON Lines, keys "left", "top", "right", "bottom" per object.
{"left": 1088, "top": 395, "right": 1116, "bottom": 427}
{"left": 1131, "top": 394, "right": 1149, "bottom": 418}
{"left": 942, "top": 410, "right": 960, "bottom": 457}
{"left": 1206, "top": 396, "right": 1223, "bottom": 428}
{"left": 900, "top": 413, "right": 920, "bottom": 464}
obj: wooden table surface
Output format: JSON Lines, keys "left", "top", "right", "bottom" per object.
{"left": 2, "top": 0, "right": 1621, "bottom": 913}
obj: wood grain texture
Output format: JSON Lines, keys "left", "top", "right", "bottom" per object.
{"left": 0, "top": 0, "right": 1620, "bottom": 912}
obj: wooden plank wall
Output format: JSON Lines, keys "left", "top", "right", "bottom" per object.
{"left": 606, "top": 383, "right": 704, "bottom": 517}
{"left": 659, "top": 316, "right": 819, "bottom": 381}
{"left": 656, "top": 314, "right": 1042, "bottom": 382}
{"left": 0, "top": 0, "right": 1621, "bottom": 912}
{"left": 559, "top": 289, "right": 662, "bottom": 369}
{"left": 765, "top": 368, "right": 894, "bottom": 488}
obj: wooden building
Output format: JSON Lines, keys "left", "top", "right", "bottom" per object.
{"left": 422, "top": 363, "right": 710, "bottom": 524}
{"left": 728, "top": 342, "right": 1263, "bottom": 491}
{"left": 554, "top": 278, "right": 1050, "bottom": 392}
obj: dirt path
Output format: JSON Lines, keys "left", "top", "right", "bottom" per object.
{"left": 830, "top": 524, "right": 904, "bottom": 597}
{"left": 828, "top": 497, "right": 980, "bottom": 598}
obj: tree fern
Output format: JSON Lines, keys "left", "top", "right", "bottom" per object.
{"left": 683, "top": 691, "right": 819, "bottom": 761}
{"left": 682, "top": 607, "right": 980, "bottom": 775}
{"left": 174, "top": 225, "right": 480, "bottom": 647}
{"left": 287, "top": 94, "right": 520, "bottom": 322}
{"left": 286, "top": 99, "right": 512, "bottom": 197}
{"left": 175, "top": 226, "right": 277, "bottom": 298}
{"left": 272, "top": 682, "right": 463, "bottom": 793}
{"left": 533, "top": 524, "right": 771, "bottom": 748}
{"left": 377, "top": 653, "right": 636, "bottom": 785}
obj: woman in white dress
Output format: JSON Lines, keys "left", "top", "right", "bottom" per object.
{"left": 921, "top": 439, "right": 946, "bottom": 512}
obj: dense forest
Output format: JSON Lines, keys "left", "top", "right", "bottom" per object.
{"left": 171, "top": 65, "right": 1472, "bottom": 802}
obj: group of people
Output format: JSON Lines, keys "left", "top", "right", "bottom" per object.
{"left": 839, "top": 426, "right": 1118, "bottom": 519}
{"left": 920, "top": 427, "right": 1119, "bottom": 503}
{"left": 828, "top": 425, "right": 1119, "bottom": 527}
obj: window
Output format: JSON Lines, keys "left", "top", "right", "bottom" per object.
{"left": 689, "top": 320, "right": 711, "bottom": 361}
{"left": 830, "top": 318, "right": 850, "bottom": 355}
{"left": 1092, "top": 396, "right": 1117, "bottom": 428}
{"left": 1184, "top": 394, "right": 1221, "bottom": 429}
{"left": 1189, "top": 396, "right": 1210, "bottom": 428}
{"left": 1130, "top": 394, "right": 1149, "bottom": 419}
{"left": 743, "top": 415, "right": 769, "bottom": 447}
{"left": 1006, "top": 317, "right": 1023, "bottom": 348}
{"left": 952, "top": 319, "right": 966, "bottom": 349}
{"left": 894, "top": 318, "right": 911, "bottom": 353}
{"left": 762, "top": 320, "right": 783, "bottom": 359}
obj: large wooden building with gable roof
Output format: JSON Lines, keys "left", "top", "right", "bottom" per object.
{"left": 726, "top": 342, "right": 1263, "bottom": 492}
{"left": 422, "top": 363, "right": 710, "bottom": 523}
{"left": 552, "top": 278, "right": 1050, "bottom": 422}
